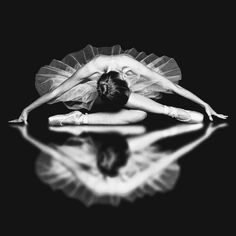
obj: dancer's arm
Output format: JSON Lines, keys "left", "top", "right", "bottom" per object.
{"left": 9, "top": 57, "right": 104, "bottom": 124}
{"left": 167, "top": 84, "right": 227, "bottom": 121}
{"left": 123, "top": 55, "right": 228, "bottom": 121}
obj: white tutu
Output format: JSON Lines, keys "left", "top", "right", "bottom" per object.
{"left": 35, "top": 45, "right": 182, "bottom": 111}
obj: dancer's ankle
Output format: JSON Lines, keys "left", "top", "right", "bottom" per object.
{"left": 163, "top": 105, "right": 178, "bottom": 118}
{"left": 81, "top": 113, "right": 89, "bottom": 124}
{"left": 163, "top": 105, "right": 169, "bottom": 115}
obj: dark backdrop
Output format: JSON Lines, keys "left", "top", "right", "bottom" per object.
{"left": 2, "top": 2, "right": 234, "bottom": 235}
{"left": 4, "top": 3, "right": 234, "bottom": 121}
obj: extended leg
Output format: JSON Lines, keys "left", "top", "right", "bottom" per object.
{"left": 48, "top": 109, "right": 147, "bottom": 126}
{"left": 125, "top": 93, "right": 204, "bottom": 123}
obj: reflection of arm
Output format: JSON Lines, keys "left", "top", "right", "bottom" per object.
{"left": 15, "top": 127, "right": 85, "bottom": 178}
{"left": 127, "top": 123, "right": 203, "bottom": 152}
{"left": 133, "top": 123, "right": 227, "bottom": 172}
{"left": 168, "top": 123, "right": 227, "bottom": 160}
{"left": 17, "top": 127, "right": 60, "bottom": 158}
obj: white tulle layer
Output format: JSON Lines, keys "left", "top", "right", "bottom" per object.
{"left": 35, "top": 45, "right": 182, "bottom": 111}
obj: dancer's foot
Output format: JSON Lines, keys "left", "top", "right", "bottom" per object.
{"left": 48, "top": 111, "right": 84, "bottom": 126}
{"left": 164, "top": 106, "right": 204, "bottom": 123}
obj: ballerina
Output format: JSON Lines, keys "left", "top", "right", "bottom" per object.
{"left": 9, "top": 45, "right": 227, "bottom": 125}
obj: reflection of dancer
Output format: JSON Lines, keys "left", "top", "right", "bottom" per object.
{"left": 9, "top": 45, "right": 227, "bottom": 125}
{"left": 11, "top": 123, "right": 227, "bottom": 206}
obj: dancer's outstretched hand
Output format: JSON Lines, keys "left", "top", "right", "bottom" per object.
{"left": 8, "top": 109, "right": 28, "bottom": 125}
{"left": 10, "top": 124, "right": 28, "bottom": 137}
{"left": 204, "top": 122, "right": 228, "bottom": 137}
{"left": 204, "top": 104, "right": 228, "bottom": 121}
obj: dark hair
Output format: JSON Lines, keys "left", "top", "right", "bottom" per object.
{"left": 61, "top": 132, "right": 130, "bottom": 177}
{"left": 97, "top": 71, "right": 131, "bottom": 110}
{"left": 93, "top": 132, "right": 130, "bottom": 177}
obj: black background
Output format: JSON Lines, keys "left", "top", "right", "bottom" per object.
{"left": 3, "top": 2, "right": 235, "bottom": 234}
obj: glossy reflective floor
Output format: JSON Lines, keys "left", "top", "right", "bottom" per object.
{"left": 4, "top": 116, "right": 233, "bottom": 233}
{"left": 9, "top": 122, "right": 227, "bottom": 207}
{"left": 6, "top": 120, "right": 229, "bottom": 199}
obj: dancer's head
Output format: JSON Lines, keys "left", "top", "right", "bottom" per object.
{"left": 94, "top": 132, "right": 130, "bottom": 177}
{"left": 97, "top": 71, "right": 131, "bottom": 110}
{"left": 42, "top": 132, "right": 130, "bottom": 178}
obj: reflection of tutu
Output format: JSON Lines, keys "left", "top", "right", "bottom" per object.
{"left": 35, "top": 45, "right": 182, "bottom": 111}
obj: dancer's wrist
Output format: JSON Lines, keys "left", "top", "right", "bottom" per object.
{"left": 22, "top": 108, "right": 29, "bottom": 115}
{"left": 202, "top": 102, "right": 208, "bottom": 108}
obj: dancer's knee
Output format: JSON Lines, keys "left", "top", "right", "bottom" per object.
{"left": 133, "top": 110, "right": 147, "bottom": 122}
{"left": 122, "top": 110, "right": 147, "bottom": 123}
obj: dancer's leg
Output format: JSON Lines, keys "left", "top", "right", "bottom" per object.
{"left": 85, "top": 109, "right": 147, "bottom": 124}
{"left": 126, "top": 93, "right": 166, "bottom": 114}
{"left": 48, "top": 109, "right": 147, "bottom": 126}
{"left": 126, "top": 93, "right": 204, "bottom": 123}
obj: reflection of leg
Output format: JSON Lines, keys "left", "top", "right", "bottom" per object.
{"left": 128, "top": 123, "right": 203, "bottom": 152}
{"left": 49, "top": 125, "right": 146, "bottom": 136}
{"left": 48, "top": 109, "right": 147, "bottom": 126}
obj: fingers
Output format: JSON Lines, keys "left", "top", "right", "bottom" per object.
{"left": 8, "top": 119, "right": 22, "bottom": 123}
{"left": 215, "top": 123, "right": 228, "bottom": 129}
{"left": 204, "top": 107, "right": 213, "bottom": 121}
{"left": 23, "top": 118, "right": 28, "bottom": 125}
{"left": 215, "top": 114, "right": 228, "bottom": 119}
{"left": 205, "top": 107, "right": 228, "bottom": 121}
{"left": 212, "top": 111, "right": 228, "bottom": 119}
{"left": 206, "top": 110, "right": 213, "bottom": 121}
{"left": 8, "top": 119, "right": 28, "bottom": 125}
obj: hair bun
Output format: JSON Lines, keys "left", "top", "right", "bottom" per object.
{"left": 99, "top": 82, "right": 109, "bottom": 96}
{"left": 97, "top": 71, "right": 130, "bottom": 107}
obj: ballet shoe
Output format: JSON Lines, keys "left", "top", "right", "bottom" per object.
{"left": 164, "top": 106, "right": 204, "bottom": 124}
{"left": 48, "top": 111, "right": 84, "bottom": 126}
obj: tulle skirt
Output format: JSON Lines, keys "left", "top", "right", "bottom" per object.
{"left": 35, "top": 45, "right": 182, "bottom": 111}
